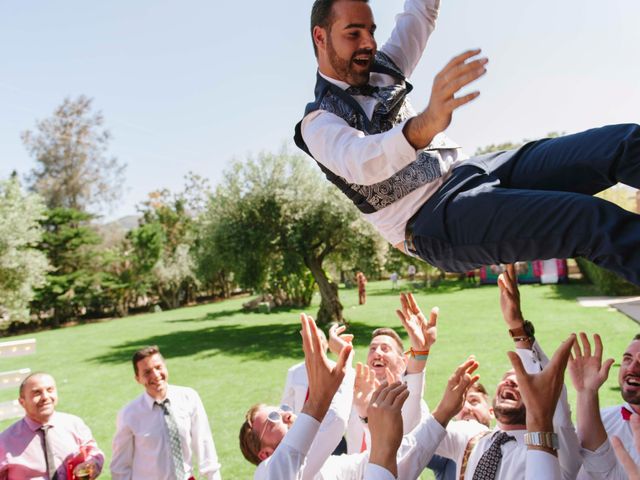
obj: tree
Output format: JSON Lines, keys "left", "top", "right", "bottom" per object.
{"left": 22, "top": 95, "right": 125, "bottom": 213}
{"left": 137, "top": 187, "right": 199, "bottom": 309}
{"left": 0, "top": 177, "right": 49, "bottom": 324}
{"left": 198, "top": 149, "right": 383, "bottom": 325}
{"left": 31, "top": 208, "right": 102, "bottom": 326}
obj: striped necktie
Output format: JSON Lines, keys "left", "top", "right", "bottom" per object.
{"left": 156, "top": 399, "right": 186, "bottom": 480}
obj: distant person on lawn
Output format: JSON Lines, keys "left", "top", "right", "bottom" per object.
{"left": 357, "top": 271, "right": 368, "bottom": 305}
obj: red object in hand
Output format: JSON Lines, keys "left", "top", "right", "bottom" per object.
{"left": 65, "top": 445, "right": 88, "bottom": 479}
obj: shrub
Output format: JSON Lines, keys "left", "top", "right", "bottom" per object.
{"left": 575, "top": 257, "right": 640, "bottom": 296}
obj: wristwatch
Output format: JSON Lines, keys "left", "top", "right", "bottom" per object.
{"left": 509, "top": 320, "right": 535, "bottom": 342}
{"left": 524, "top": 431, "right": 559, "bottom": 450}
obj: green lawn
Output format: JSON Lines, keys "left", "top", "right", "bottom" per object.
{"left": 0, "top": 279, "right": 636, "bottom": 479}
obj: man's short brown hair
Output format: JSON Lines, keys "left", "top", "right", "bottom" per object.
{"left": 132, "top": 345, "right": 163, "bottom": 375}
{"left": 239, "top": 404, "right": 265, "bottom": 466}
{"left": 370, "top": 328, "right": 405, "bottom": 355}
{"left": 468, "top": 382, "right": 488, "bottom": 397}
{"left": 310, "top": 0, "right": 369, "bottom": 56}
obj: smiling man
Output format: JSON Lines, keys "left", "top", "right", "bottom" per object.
{"left": 294, "top": 0, "right": 640, "bottom": 286}
{"left": 454, "top": 383, "right": 493, "bottom": 428}
{"left": 434, "top": 266, "right": 581, "bottom": 479}
{"left": 569, "top": 334, "right": 640, "bottom": 479}
{"left": 0, "top": 372, "right": 104, "bottom": 479}
{"left": 346, "top": 294, "right": 436, "bottom": 456}
{"left": 110, "top": 346, "right": 221, "bottom": 480}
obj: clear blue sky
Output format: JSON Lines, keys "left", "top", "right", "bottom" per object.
{"left": 1, "top": 0, "right": 639, "bottom": 220}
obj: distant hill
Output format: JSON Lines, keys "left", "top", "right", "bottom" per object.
{"left": 93, "top": 215, "right": 140, "bottom": 247}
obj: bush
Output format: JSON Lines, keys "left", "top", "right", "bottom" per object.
{"left": 575, "top": 257, "right": 640, "bottom": 296}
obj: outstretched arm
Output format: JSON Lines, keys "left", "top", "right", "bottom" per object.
{"left": 366, "top": 381, "right": 411, "bottom": 478}
{"left": 508, "top": 334, "right": 576, "bottom": 480}
{"left": 403, "top": 50, "right": 487, "bottom": 150}
{"left": 381, "top": 0, "right": 440, "bottom": 77}
{"left": 396, "top": 357, "right": 479, "bottom": 480}
{"left": 568, "top": 332, "right": 614, "bottom": 452}
{"left": 396, "top": 292, "right": 437, "bottom": 375}
{"left": 263, "top": 313, "right": 353, "bottom": 480}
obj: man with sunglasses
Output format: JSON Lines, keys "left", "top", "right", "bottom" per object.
{"left": 240, "top": 312, "right": 481, "bottom": 479}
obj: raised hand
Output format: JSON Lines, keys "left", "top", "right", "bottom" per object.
{"left": 353, "top": 362, "right": 380, "bottom": 417}
{"left": 498, "top": 264, "right": 525, "bottom": 328}
{"left": 396, "top": 292, "right": 438, "bottom": 352}
{"left": 612, "top": 414, "right": 640, "bottom": 480}
{"left": 432, "top": 356, "right": 479, "bottom": 427}
{"left": 568, "top": 333, "right": 614, "bottom": 393}
{"left": 367, "top": 381, "right": 410, "bottom": 478}
{"left": 328, "top": 323, "right": 354, "bottom": 356}
{"left": 507, "top": 334, "right": 576, "bottom": 434}
{"left": 404, "top": 49, "right": 487, "bottom": 150}
{"left": 300, "top": 313, "right": 353, "bottom": 422}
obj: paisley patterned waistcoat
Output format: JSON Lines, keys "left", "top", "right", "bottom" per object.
{"left": 294, "top": 51, "right": 458, "bottom": 214}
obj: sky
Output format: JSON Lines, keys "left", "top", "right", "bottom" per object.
{"left": 1, "top": 0, "right": 639, "bottom": 221}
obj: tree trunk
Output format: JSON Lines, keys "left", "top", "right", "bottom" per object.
{"left": 305, "top": 256, "right": 343, "bottom": 326}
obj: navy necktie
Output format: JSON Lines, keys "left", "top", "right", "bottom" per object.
{"left": 472, "top": 431, "right": 515, "bottom": 480}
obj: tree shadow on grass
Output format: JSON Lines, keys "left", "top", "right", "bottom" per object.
{"left": 91, "top": 320, "right": 394, "bottom": 367}
{"left": 167, "top": 309, "right": 246, "bottom": 323}
{"left": 91, "top": 322, "right": 305, "bottom": 365}
{"left": 168, "top": 306, "right": 307, "bottom": 324}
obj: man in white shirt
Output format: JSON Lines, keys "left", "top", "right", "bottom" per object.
{"left": 347, "top": 293, "right": 434, "bottom": 454}
{"left": 241, "top": 312, "right": 480, "bottom": 480}
{"left": 110, "top": 346, "right": 222, "bottom": 480}
{"left": 569, "top": 333, "right": 640, "bottom": 479}
{"left": 294, "top": 0, "right": 640, "bottom": 287}
{"left": 434, "top": 265, "right": 581, "bottom": 479}
{"left": 611, "top": 413, "right": 640, "bottom": 478}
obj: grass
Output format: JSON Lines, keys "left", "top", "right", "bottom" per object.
{"left": 0, "top": 279, "right": 636, "bottom": 479}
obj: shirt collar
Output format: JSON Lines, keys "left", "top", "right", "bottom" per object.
{"left": 318, "top": 70, "right": 350, "bottom": 91}
{"left": 23, "top": 412, "right": 58, "bottom": 432}
{"left": 142, "top": 385, "right": 173, "bottom": 410}
{"left": 493, "top": 426, "right": 526, "bottom": 443}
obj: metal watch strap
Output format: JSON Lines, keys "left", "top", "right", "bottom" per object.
{"left": 524, "top": 431, "right": 559, "bottom": 450}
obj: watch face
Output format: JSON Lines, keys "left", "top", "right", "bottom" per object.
{"left": 524, "top": 321, "right": 535, "bottom": 337}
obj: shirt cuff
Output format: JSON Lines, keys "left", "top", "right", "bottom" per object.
{"left": 525, "top": 450, "right": 560, "bottom": 480}
{"left": 580, "top": 438, "right": 618, "bottom": 474}
{"left": 281, "top": 414, "right": 321, "bottom": 456}
{"left": 364, "top": 463, "right": 396, "bottom": 480}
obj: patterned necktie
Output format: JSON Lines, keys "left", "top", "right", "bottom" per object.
{"left": 156, "top": 399, "right": 186, "bottom": 480}
{"left": 346, "top": 84, "right": 408, "bottom": 132}
{"left": 472, "top": 431, "right": 515, "bottom": 480}
{"left": 39, "top": 425, "right": 58, "bottom": 480}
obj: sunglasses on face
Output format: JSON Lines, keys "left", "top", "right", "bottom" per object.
{"left": 257, "top": 404, "right": 293, "bottom": 443}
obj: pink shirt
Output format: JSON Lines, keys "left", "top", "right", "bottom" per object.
{"left": 0, "top": 412, "right": 104, "bottom": 480}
